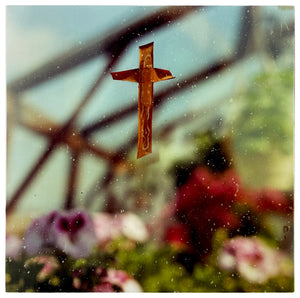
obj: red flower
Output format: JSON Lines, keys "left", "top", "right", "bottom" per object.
{"left": 243, "top": 189, "right": 293, "bottom": 213}
{"left": 174, "top": 167, "right": 242, "bottom": 256}
{"left": 176, "top": 168, "right": 240, "bottom": 211}
{"left": 165, "top": 223, "right": 191, "bottom": 248}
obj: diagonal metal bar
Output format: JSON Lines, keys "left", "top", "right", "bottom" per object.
{"left": 60, "top": 57, "right": 119, "bottom": 134}
{"left": 6, "top": 140, "right": 56, "bottom": 214}
{"left": 6, "top": 57, "right": 117, "bottom": 215}
{"left": 20, "top": 118, "right": 121, "bottom": 163}
{"left": 8, "top": 6, "right": 198, "bottom": 93}
{"left": 64, "top": 150, "right": 80, "bottom": 210}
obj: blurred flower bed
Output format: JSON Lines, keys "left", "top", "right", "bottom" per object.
{"left": 6, "top": 164, "right": 293, "bottom": 292}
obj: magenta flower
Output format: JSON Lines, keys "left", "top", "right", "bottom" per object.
{"left": 24, "top": 210, "right": 96, "bottom": 258}
{"left": 50, "top": 210, "right": 97, "bottom": 258}
{"left": 218, "top": 236, "right": 292, "bottom": 283}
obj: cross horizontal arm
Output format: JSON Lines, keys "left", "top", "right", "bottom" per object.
{"left": 111, "top": 69, "right": 139, "bottom": 82}
{"left": 152, "top": 68, "right": 175, "bottom": 82}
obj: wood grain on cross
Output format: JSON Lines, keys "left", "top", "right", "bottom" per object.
{"left": 111, "top": 42, "right": 174, "bottom": 158}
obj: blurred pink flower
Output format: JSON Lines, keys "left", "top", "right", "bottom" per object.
{"left": 218, "top": 236, "right": 291, "bottom": 283}
{"left": 93, "top": 213, "right": 122, "bottom": 246}
{"left": 93, "top": 212, "right": 148, "bottom": 246}
{"left": 25, "top": 255, "right": 59, "bottom": 281}
{"left": 102, "top": 269, "right": 142, "bottom": 292}
{"left": 6, "top": 234, "right": 22, "bottom": 259}
{"left": 92, "top": 282, "right": 115, "bottom": 292}
{"left": 24, "top": 210, "right": 96, "bottom": 258}
{"left": 91, "top": 267, "right": 143, "bottom": 292}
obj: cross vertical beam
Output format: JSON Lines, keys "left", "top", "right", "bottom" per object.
{"left": 111, "top": 42, "right": 174, "bottom": 159}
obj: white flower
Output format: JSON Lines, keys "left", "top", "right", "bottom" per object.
{"left": 122, "top": 279, "right": 143, "bottom": 292}
{"left": 121, "top": 212, "right": 149, "bottom": 242}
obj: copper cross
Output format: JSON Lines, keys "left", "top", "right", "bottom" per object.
{"left": 111, "top": 42, "right": 174, "bottom": 159}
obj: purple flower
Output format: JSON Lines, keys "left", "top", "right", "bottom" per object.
{"left": 24, "top": 210, "right": 96, "bottom": 258}
{"left": 23, "top": 211, "right": 59, "bottom": 255}
{"left": 6, "top": 234, "right": 22, "bottom": 259}
{"left": 218, "top": 236, "right": 292, "bottom": 283}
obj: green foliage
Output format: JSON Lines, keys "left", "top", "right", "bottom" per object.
{"left": 104, "top": 234, "right": 294, "bottom": 292}
{"left": 6, "top": 234, "right": 294, "bottom": 292}
{"left": 233, "top": 68, "right": 294, "bottom": 156}
{"left": 6, "top": 257, "right": 44, "bottom": 292}
{"left": 112, "top": 243, "right": 189, "bottom": 292}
